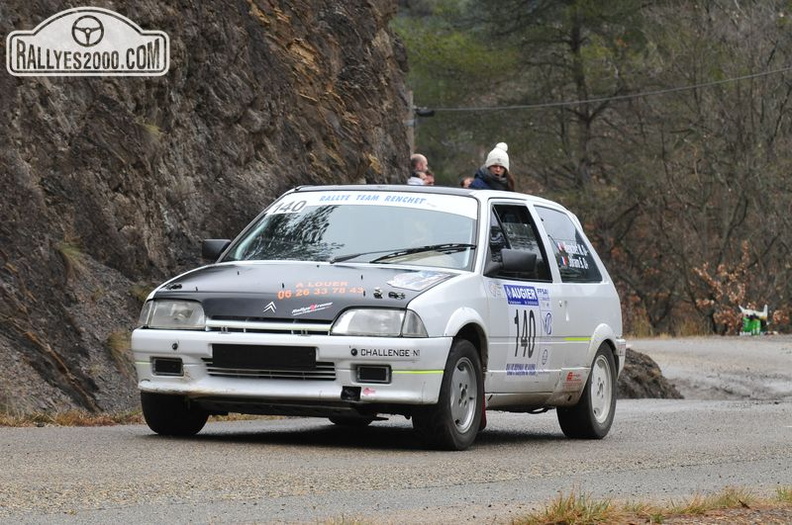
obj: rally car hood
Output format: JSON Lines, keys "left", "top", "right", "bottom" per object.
{"left": 152, "top": 262, "right": 456, "bottom": 321}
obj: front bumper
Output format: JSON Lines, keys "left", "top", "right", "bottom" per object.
{"left": 132, "top": 329, "right": 452, "bottom": 411}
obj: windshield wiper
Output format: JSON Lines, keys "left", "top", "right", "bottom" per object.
{"left": 329, "top": 243, "right": 476, "bottom": 264}
{"left": 329, "top": 248, "right": 402, "bottom": 264}
{"left": 371, "top": 243, "right": 477, "bottom": 263}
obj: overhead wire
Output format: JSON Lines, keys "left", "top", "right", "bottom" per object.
{"left": 421, "top": 65, "right": 792, "bottom": 113}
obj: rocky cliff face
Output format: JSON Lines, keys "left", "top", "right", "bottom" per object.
{"left": 0, "top": 0, "right": 409, "bottom": 413}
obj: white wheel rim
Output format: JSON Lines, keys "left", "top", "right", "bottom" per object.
{"left": 450, "top": 357, "right": 477, "bottom": 433}
{"left": 590, "top": 354, "right": 613, "bottom": 425}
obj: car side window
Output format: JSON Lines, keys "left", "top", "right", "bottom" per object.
{"left": 488, "top": 204, "right": 551, "bottom": 281}
{"left": 536, "top": 206, "right": 602, "bottom": 283}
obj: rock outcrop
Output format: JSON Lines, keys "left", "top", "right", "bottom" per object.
{"left": 618, "top": 348, "right": 684, "bottom": 399}
{"left": 0, "top": 1, "right": 409, "bottom": 414}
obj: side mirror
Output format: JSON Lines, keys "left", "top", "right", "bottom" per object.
{"left": 484, "top": 248, "right": 537, "bottom": 278}
{"left": 202, "top": 239, "right": 231, "bottom": 261}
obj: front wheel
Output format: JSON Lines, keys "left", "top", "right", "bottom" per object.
{"left": 412, "top": 339, "right": 483, "bottom": 450}
{"left": 141, "top": 392, "right": 209, "bottom": 436}
{"left": 557, "top": 343, "right": 617, "bottom": 439}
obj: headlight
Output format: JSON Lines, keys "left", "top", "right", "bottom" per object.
{"left": 331, "top": 309, "right": 428, "bottom": 337}
{"left": 138, "top": 300, "right": 206, "bottom": 330}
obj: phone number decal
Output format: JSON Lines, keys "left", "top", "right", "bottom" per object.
{"left": 277, "top": 281, "right": 365, "bottom": 300}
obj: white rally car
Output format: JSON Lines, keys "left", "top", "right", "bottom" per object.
{"left": 133, "top": 185, "right": 626, "bottom": 450}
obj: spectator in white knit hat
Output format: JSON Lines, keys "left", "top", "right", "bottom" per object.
{"left": 469, "top": 142, "right": 515, "bottom": 191}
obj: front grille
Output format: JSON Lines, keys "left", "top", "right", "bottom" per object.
{"left": 203, "top": 359, "right": 336, "bottom": 380}
{"left": 206, "top": 316, "right": 332, "bottom": 335}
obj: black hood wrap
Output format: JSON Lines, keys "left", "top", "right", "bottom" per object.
{"left": 152, "top": 263, "right": 455, "bottom": 321}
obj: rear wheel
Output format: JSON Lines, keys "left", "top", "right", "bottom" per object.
{"left": 141, "top": 392, "right": 209, "bottom": 436}
{"left": 413, "top": 339, "right": 483, "bottom": 450}
{"left": 557, "top": 343, "right": 616, "bottom": 439}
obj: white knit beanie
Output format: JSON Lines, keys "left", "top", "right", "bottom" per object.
{"left": 484, "top": 142, "right": 509, "bottom": 171}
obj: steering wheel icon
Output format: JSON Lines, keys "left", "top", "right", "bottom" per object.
{"left": 72, "top": 15, "right": 104, "bottom": 47}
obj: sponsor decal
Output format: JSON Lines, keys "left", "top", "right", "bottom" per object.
{"left": 541, "top": 348, "right": 549, "bottom": 366}
{"left": 535, "top": 287, "right": 551, "bottom": 310}
{"left": 556, "top": 241, "right": 591, "bottom": 270}
{"left": 382, "top": 195, "right": 428, "bottom": 205}
{"left": 543, "top": 311, "right": 553, "bottom": 335}
{"left": 319, "top": 194, "right": 352, "bottom": 202}
{"left": 563, "top": 371, "right": 584, "bottom": 391}
{"left": 265, "top": 192, "right": 478, "bottom": 219}
{"left": 506, "top": 363, "right": 536, "bottom": 377}
{"left": 388, "top": 270, "right": 451, "bottom": 291}
{"left": 7, "top": 7, "right": 169, "bottom": 77}
{"left": 362, "top": 387, "right": 376, "bottom": 397}
{"left": 357, "top": 348, "right": 420, "bottom": 358}
{"left": 315, "top": 194, "right": 429, "bottom": 205}
{"left": 316, "top": 194, "right": 429, "bottom": 205}
{"left": 505, "top": 361, "right": 549, "bottom": 380}
{"left": 504, "top": 284, "right": 539, "bottom": 306}
{"left": 489, "top": 283, "right": 503, "bottom": 298}
{"left": 291, "top": 302, "right": 332, "bottom": 316}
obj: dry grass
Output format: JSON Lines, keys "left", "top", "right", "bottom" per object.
{"left": 0, "top": 410, "right": 143, "bottom": 427}
{"left": 130, "top": 282, "right": 155, "bottom": 304}
{"left": 57, "top": 240, "right": 85, "bottom": 281}
{"left": 667, "top": 486, "right": 753, "bottom": 515}
{"left": 513, "top": 491, "right": 624, "bottom": 524}
{"left": 511, "top": 487, "right": 792, "bottom": 524}
{"left": 106, "top": 329, "right": 134, "bottom": 378}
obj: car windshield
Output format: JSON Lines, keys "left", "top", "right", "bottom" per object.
{"left": 223, "top": 191, "right": 478, "bottom": 270}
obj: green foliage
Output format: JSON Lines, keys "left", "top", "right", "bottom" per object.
{"left": 392, "top": 3, "right": 520, "bottom": 106}
{"left": 398, "top": 0, "right": 792, "bottom": 334}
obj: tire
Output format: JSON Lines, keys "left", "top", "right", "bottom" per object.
{"left": 140, "top": 392, "right": 209, "bottom": 436}
{"left": 328, "top": 415, "right": 375, "bottom": 427}
{"left": 412, "top": 339, "right": 483, "bottom": 450}
{"left": 557, "top": 343, "right": 616, "bottom": 439}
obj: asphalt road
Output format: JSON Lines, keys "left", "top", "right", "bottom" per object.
{"left": 0, "top": 337, "right": 790, "bottom": 524}
{"left": 630, "top": 335, "right": 792, "bottom": 401}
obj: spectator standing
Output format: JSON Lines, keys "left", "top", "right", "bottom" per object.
{"left": 410, "top": 153, "right": 428, "bottom": 173}
{"left": 407, "top": 171, "right": 426, "bottom": 185}
{"left": 469, "top": 142, "right": 515, "bottom": 191}
{"left": 407, "top": 153, "right": 429, "bottom": 185}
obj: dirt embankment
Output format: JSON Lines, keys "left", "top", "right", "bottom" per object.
{"left": 618, "top": 347, "right": 683, "bottom": 400}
